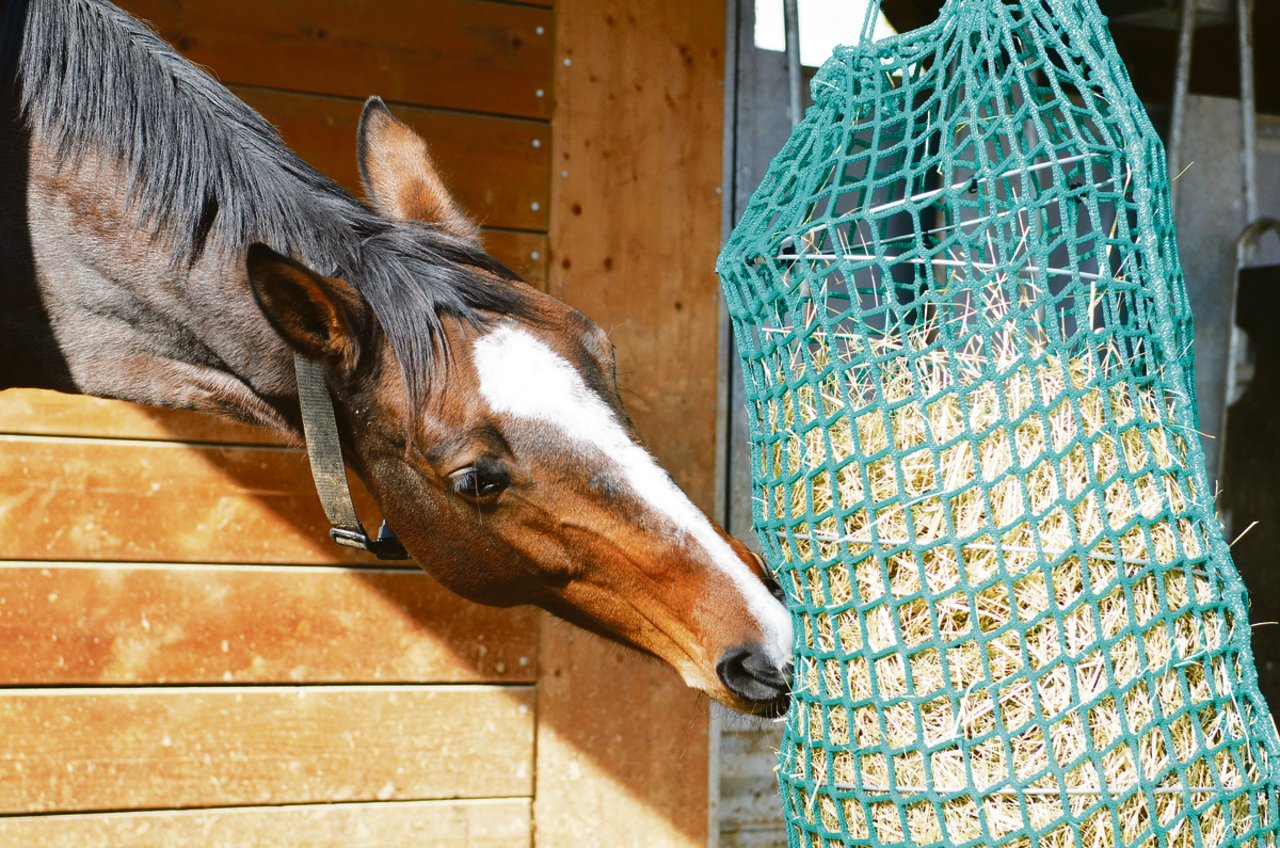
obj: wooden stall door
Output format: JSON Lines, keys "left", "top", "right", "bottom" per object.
{"left": 0, "top": 1, "right": 550, "bottom": 844}
{"left": 0, "top": 1, "right": 734, "bottom": 845}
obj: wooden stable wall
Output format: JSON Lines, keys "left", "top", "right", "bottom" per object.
{"left": 537, "top": 0, "right": 730, "bottom": 844}
{"left": 0, "top": 1, "right": 731, "bottom": 846}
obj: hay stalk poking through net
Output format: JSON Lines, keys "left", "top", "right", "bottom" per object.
{"left": 773, "top": 292, "right": 1256, "bottom": 848}
{"left": 717, "top": 1, "right": 1280, "bottom": 847}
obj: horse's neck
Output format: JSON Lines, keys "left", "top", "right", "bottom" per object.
{"left": 3, "top": 130, "right": 301, "bottom": 435}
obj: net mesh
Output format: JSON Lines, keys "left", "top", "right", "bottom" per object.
{"left": 716, "top": 2, "right": 1280, "bottom": 847}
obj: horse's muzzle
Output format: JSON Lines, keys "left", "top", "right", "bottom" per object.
{"left": 717, "top": 645, "right": 793, "bottom": 717}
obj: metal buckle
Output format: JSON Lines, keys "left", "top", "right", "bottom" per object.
{"left": 329, "top": 521, "right": 410, "bottom": 561}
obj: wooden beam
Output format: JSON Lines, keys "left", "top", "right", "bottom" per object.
{"left": 535, "top": 620, "right": 715, "bottom": 847}
{"left": 117, "top": 0, "right": 553, "bottom": 119}
{"left": 0, "top": 390, "right": 282, "bottom": 444}
{"left": 536, "top": 0, "right": 728, "bottom": 845}
{"left": 233, "top": 88, "right": 550, "bottom": 232}
{"left": 0, "top": 686, "right": 533, "bottom": 813}
{"left": 0, "top": 799, "right": 532, "bottom": 848}
{"left": 545, "top": 8, "right": 726, "bottom": 505}
{"left": 482, "top": 230, "right": 549, "bottom": 290}
{"left": 0, "top": 563, "right": 536, "bottom": 685}
{"left": 0, "top": 435, "right": 378, "bottom": 565}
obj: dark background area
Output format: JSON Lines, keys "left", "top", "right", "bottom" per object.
{"left": 882, "top": 0, "right": 1275, "bottom": 116}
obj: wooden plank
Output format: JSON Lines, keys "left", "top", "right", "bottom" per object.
{"left": 234, "top": 88, "right": 549, "bottom": 232}
{"left": 0, "top": 685, "right": 534, "bottom": 813}
{"left": 0, "top": 390, "right": 285, "bottom": 444}
{"left": 535, "top": 0, "right": 728, "bottom": 845}
{"left": 547, "top": 10, "right": 725, "bottom": 508}
{"left": 0, "top": 435, "right": 381, "bottom": 565}
{"left": 118, "top": 0, "right": 553, "bottom": 119}
{"left": 0, "top": 799, "right": 532, "bottom": 848}
{"left": 483, "top": 230, "right": 549, "bottom": 290}
{"left": 0, "top": 563, "right": 536, "bottom": 685}
{"left": 535, "top": 620, "right": 713, "bottom": 847}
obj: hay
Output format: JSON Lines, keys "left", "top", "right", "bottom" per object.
{"left": 765, "top": 302, "right": 1271, "bottom": 848}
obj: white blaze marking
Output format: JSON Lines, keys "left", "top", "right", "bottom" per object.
{"left": 473, "top": 325, "right": 792, "bottom": 665}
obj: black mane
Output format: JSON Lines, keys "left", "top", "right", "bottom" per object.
{"left": 1, "top": 0, "right": 532, "bottom": 407}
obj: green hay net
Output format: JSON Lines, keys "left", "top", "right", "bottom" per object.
{"left": 716, "top": 2, "right": 1280, "bottom": 847}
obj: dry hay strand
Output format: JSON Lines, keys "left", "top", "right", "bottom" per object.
{"left": 763, "top": 311, "right": 1273, "bottom": 848}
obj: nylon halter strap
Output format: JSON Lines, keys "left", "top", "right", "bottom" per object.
{"left": 293, "top": 352, "right": 410, "bottom": 560}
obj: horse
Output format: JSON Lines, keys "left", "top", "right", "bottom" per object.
{"left": 0, "top": 0, "right": 792, "bottom": 716}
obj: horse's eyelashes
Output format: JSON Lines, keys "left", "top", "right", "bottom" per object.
{"left": 449, "top": 464, "right": 510, "bottom": 501}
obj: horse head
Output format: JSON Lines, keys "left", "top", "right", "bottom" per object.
{"left": 245, "top": 99, "right": 793, "bottom": 715}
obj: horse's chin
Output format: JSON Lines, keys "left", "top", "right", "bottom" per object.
{"left": 711, "top": 688, "right": 793, "bottom": 718}
{"left": 684, "top": 670, "right": 793, "bottom": 718}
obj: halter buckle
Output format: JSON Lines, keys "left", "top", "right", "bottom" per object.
{"left": 330, "top": 521, "right": 410, "bottom": 561}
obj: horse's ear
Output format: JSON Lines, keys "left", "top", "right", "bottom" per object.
{"left": 246, "top": 244, "right": 367, "bottom": 376}
{"left": 357, "top": 96, "right": 480, "bottom": 241}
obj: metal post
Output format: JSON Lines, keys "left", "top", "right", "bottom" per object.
{"left": 783, "top": 0, "right": 802, "bottom": 126}
{"left": 1238, "top": 0, "right": 1258, "bottom": 231}
{"left": 1168, "top": 0, "right": 1197, "bottom": 207}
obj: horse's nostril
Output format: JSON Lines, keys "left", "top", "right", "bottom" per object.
{"left": 717, "top": 645, "right": 793, "bottom": 715}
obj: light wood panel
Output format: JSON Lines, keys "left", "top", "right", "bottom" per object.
{"left": 0, "top": 435, "right": 378, "bottom": 565}
{"left": 118, "top": 0, "right": 553, "bottom": 119}
{"left": 546, "top": 10, "right": 726, "bottom": 505}
{"left": 536, "top": 0, "right": 729, "bottom": 845}
{"left": 0, "top": 563, "right": 536, "bottom": 684}
{"left": 0, "top": 799, "right": 532, "bottom": 848}
{"left": 535, "top": 620, "right": 714, "bottom": 848}
{"left": 4, "top": 2, "right": 561, "bottom": 844}
{"left": 0, "top": 686, "right": 533, "bottom": 813}
{"left": 234, "top": 88, "right": 549, "bottom": 232}
{"left": 0, "top": 390, "right": 284, "bottom": 444}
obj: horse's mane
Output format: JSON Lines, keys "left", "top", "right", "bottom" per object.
{"left": 1, "top": 0, "right": 532, "bottom": 407}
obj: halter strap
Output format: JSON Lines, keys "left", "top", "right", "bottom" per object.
{"left": 293, "top": 352, "right": 410, "bottom": 560}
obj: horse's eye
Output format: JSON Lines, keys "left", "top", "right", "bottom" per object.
{"left": 449, "top": 464, "right": 510, "bottom": 501}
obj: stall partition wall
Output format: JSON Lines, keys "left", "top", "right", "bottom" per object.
{"left": 0, "top": 1, "right": 729, "bottom": 845}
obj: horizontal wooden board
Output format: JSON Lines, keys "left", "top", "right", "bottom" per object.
{"left": 235, "top": 88, "right": 549, "bottom": 232}
{"left": 0, "top": 685, "right": 534, "bottom": 814}
{"left": 483, "top": 229, "right": 549, "bottom": 289}
{"left": 0, "top": 435, "right": 380, "bottom": 565}
{"left": 0, "top": 798, "right": 532, "bottom": 848}
{"left": 118, "top": 0, "right": 553, "bottom": 119}
{"left": 0, "top": 563, "right": 536, "bottom": 685}
{"left": 0, "top": 390, "right": 285, "bottom": 445}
